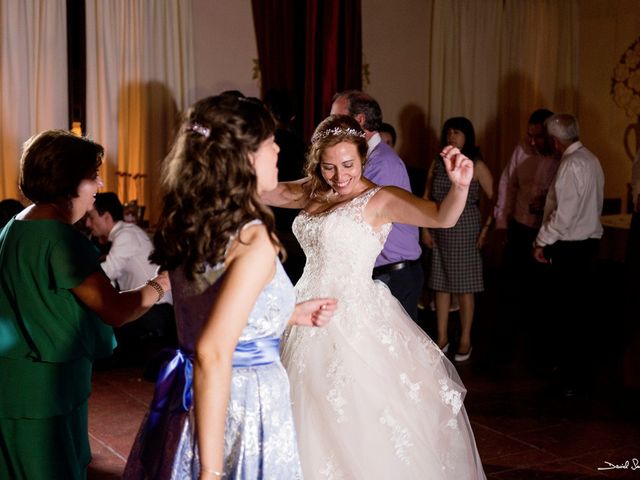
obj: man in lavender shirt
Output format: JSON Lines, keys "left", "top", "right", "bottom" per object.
{"left": 331, "top": 90, "right": 423, "bottom": 321}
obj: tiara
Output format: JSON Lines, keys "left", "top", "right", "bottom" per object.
{"left": 188, "top": 123, "right": 210, "bottom": 138}
{"left": 311, "top": 127, "right": 366, "bottom": 144}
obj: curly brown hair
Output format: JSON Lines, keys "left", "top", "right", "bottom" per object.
{"left": 150, "top": 95, "right": 280, "bottom": 280}
{"left": 304, "top": 114, "right": 368, "bottom": 199}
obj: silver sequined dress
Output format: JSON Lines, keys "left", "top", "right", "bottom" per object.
{"left": 123, "top": 223, "right": 302, "bottom": 480}
{"left": 281, "top": 187, "right": 486, "bottom": 479}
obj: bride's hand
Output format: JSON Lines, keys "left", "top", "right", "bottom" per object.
{"left": 441, "top": 146, "right": 474, "bottom": 188}
{"left": 290, "top": 298, "right": 338, "bottom": 327}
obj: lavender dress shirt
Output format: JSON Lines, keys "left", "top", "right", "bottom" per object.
{"left": 364, "top": 133, "right": 422, "bottom": 267}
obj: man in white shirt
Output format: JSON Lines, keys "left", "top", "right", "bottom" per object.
{"left": 533, "top": 113, "right": 604, "bottom": 396}
{"left": 85, "top": 192, "right": 175, "bottom": 365}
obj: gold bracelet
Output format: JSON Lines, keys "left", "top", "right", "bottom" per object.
{"left": 145, "top": 279, "right": 164, "bottom": 303}
{"left": 201, "top": 466, "right": 224, "bottom": 477}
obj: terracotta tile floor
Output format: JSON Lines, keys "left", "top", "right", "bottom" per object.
{"left": 87, "top": 264, "right": 640, "bottom": 479}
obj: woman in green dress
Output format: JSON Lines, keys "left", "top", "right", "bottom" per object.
{"left": 0, "top": 130, "right": 170, "bottom": 480}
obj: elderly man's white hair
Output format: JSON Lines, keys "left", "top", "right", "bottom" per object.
{"left": 545, "top": 113, "right": 580, "bottom": 146}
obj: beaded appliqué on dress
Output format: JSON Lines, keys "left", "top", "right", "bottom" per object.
{"left": 439, "top": 377, "right": 463, "bottom": 425}
{"left": 379, "top": 408, "right": 414, "bottom": 464}
{"left": 325, "top": 345, "right": 352, "bottom": 423}
{"left": 399, "top": 373, "right": 423, "bottom": 403}
{"left": 319, "top": 454, "right": 346, "bottom": 480}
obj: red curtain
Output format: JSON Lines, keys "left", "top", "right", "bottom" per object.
{"left": 251, "top": 0, "right": 362, "bottom": 142}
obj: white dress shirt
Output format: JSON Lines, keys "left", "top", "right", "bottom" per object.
{"left": 494, "top": 142, "right": 560, "bottom": 229}
{"left": 535, "top": 141, "right": 604, "bottom": 247}
{"left": 102, "top": 221, "right": 172, "bottom": 304}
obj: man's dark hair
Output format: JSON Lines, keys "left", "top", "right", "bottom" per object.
{"left": 528, "top": 109, "right": 554, "bottom": 126}
{"left": 379, "top": 122, "right": 397, "bottom": 146}
{"left": 333, "top": 90, "right": 382, "bottom": 132}
{"left": 94, "top": 192, "right": 124, "bottom": 221}
{"left": 0, "top": 199, "right": 24, "bottom": 228}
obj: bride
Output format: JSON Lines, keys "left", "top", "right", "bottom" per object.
{"left": 263, "top": 114, "right": 486, "bottom": 479}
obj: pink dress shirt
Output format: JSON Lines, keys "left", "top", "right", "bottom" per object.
{"left": 493, "top": 142, "right": 559, "bottom": 230}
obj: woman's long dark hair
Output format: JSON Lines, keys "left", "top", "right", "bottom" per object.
{"left": 150, "top": 94, "right": 280, "bottom": 280}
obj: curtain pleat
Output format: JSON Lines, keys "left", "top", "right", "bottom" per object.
{"left": 251, "top": 0, "right": 361, "bottom": 142}
{"left": 85, "top": 0, "right": 195, "bottom": 224}
{"left": 0, "top": 0, "right": 68, "bottom": 201}
{"left": 425, "top": 0, "right": 578, "bottom": 177}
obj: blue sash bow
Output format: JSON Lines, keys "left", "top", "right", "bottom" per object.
{"left": 146, "top": 338, "right": 281, "bottom": 431}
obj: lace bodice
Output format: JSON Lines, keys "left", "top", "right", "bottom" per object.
{"left": 292, "top": 187, "right": 391, "bottom": 301}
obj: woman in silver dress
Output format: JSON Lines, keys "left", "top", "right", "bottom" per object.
{"left": 123, "top": 94, "right": 336, "bottom": 480}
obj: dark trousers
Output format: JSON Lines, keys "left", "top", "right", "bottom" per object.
{"left": 624, "top": 212, "right": 640, "bottom": 388}
{"left": 373, "top": 262, "right": 424, "bottom": 322}
{"left": 505, "top": 220, "right": 539, "bottom": 273}
{"left": 501, "top": 221, "right": 552, "bottom": 358}
{"left": 544, "top": 238, "right": 599, "bottom": 387}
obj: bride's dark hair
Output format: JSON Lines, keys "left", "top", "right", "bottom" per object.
{"left": 150, "top": 94, "right": 280, "bottom": 280}
{"left": 304, "top": 114, "right": 368, "bottom": 199}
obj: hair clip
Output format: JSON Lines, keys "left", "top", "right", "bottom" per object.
{"left": 188, "top": 123, "right": 210, "bottom": 138}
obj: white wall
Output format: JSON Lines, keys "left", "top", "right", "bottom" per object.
{"left": 578, "top": 0, "right": 640, "bottom": 205}
{"left": 362, "top": 0, "right": 432, "bottom": 169}
{"left": 192, "top": 0, "right": 259, "bottom": 100}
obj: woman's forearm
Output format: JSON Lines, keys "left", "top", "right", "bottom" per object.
{"left": 194, "top": 354, "right": 232, "bottom": 478}
{"left": 435, "top": 184, "right": 469, "bottom": 228}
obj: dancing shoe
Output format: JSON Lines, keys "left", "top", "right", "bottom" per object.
{"left": 439, "top": 342, "right": 449, "bottom": 354}
{"left": 454, "top": 347, "right": 472, "bottom": 362}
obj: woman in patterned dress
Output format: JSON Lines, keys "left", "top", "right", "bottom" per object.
{"left": 422, "top": 117, "right": 494, "bottom": 362}
{"left": 123, "top": 94, "right": 336, "bottom": 480}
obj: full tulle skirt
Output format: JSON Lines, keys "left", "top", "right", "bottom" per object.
{"left": 281, "top": 280, "right": 486, "bottom": 480}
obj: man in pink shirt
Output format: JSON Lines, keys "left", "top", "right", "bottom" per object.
{"left": 492, "top": 109, "right": 557, "bottom": 368}
{"left": 494, "top": 109, "right": 558, "bottom": 263}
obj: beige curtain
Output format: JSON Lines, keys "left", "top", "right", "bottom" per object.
{"left": 85, "top": 0, "right": 195, "bottom": 224}
{"left": 0, "top": 0, "right": 68, "bottom": 201}
{"left": 425, "top": 0, "right": 578, "bottom": 175}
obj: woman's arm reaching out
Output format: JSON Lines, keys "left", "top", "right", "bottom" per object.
{"left": 260, "top": 178, "right": 310, "bottom": 208}
{"left": 369, "top": 146, "right": 473, "bottom": 229}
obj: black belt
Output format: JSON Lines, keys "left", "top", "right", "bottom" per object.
{"left": 372, "top": 259, "right": 420, "bottom": 277}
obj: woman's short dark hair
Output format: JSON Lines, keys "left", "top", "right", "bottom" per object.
{"left": 440, "top": 117, "right": 481, "bottom": 159}
{"left": 19, "top": 130, "right": 103, "bottom": 203}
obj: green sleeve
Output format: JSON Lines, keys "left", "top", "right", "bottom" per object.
{"left": 49, "top": 229, "right": 101, "bottom": 289}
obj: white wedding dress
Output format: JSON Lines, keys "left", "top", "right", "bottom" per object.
{"left": 281, "top": 187, "right": 486, "bottom": 479}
